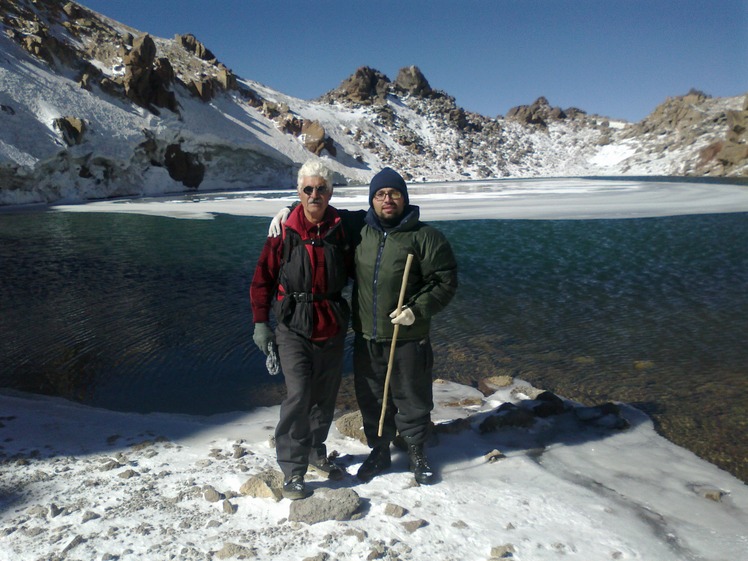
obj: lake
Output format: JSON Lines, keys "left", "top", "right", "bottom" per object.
{"left": 1, "top": 179, "right": 747, "bottom": 482}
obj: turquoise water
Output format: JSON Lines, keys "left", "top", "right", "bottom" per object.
{"left": 1, "top": 209, "right": 747, "bottom": 481}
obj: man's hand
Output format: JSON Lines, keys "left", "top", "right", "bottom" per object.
{"left": 252, "top": 322, "right": 276, "bottom": 355}
{"left": 389, "top": 306, "right": 415, "bottom": 326}
{"left": 268, "top": 207, "right": 290, "bottom": 238}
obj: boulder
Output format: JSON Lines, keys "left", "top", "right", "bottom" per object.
{"left": 394, "top": 65, "right": 433, "bottom": 97}
{"left": 477, "top": 375, "right": 513, "bottom": 396}
{"left": 239, "top": 469, "right": 284, "bottom": 502}
{"left": 53, "top": 116, "right": 86, "bottom": 145}
{"left": 288, "top": 488, "right": 361, "bottom": 524}
{"left": 478, "top": 403, "right": 536, "bottom": 433}
{"left": 215, "top": 543, "right": 256, "bottom": 560}
{"left": 300, "top": 120, "right": 327, "bottom": 155}
{"left": 335, "top": 410, "right": 366, "bottom": 443}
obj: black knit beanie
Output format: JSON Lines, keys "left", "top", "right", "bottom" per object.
{"left": 368, "top": 167, "right": 409, "bottom": 206}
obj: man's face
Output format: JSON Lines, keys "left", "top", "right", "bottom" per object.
{"left": 372, "top": 188, "right": 405, "bottom": 224}
{"left": 298, "top": 175, "right": 331, "bottom": 221}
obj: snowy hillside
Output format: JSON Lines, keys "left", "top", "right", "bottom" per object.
{"left": 1, "top": 0, "right": 746, "bottom": 206}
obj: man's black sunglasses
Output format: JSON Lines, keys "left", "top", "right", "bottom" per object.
{"left": 302, "top": 185, "right": 329, "bottom": 195}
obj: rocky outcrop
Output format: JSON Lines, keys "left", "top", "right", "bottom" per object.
{"left": 53, "top": 116, "right": 86, "bottom": 146}
{"left": 632, "top": 89, "right": 711, "bottom": 134}
{"left": 0, "top": 0, "right": 239, "bottom": 111}
{"left": 394, "top": 65, "right": 434, "bottom": 98}
{"left": 257, "top": 102, "right": 335, "bottom": 156}
{"left": 506, "top": 97, "right": 567, "bottom": 128}
{"left": 6, "top": 14, "right": 78, "bottom": 67}
{"left": 123, "top": 34, "right": 178, "bottom": 113}
{"left": 175, "top": 33, "right": 238, "bottom": 101}
{"left": 288, "top": 488, "right": 362, "bottom": 524}
{"left": 698, "top": 95, "right": 748, "bottom": 174}
{"left": 619, "top": 90, "right": 748, "bottom": 175}
{"left": 321, "top": 66, "right": 392, "bottom": 105}
{"left": 177, "top": 33, "right": 217, "bottom": 63}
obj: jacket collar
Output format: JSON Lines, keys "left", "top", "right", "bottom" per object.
{"left": 285, "top": 204, "right": 341, "bottom": 237}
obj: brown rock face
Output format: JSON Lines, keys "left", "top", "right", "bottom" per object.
{"left": 330, "top": 66, "right": 392, "bottom": 105}
{"left": 53, "top": 116, "right": 86, "bottom": 145}
{"left": 394, "top": 66, "right": 433, "bottom": 98}
{"left": 177, "top": 33, "right": 217, "bottom": 62}
{"left": 123, "top": 34, "right": 178, "bottom": 113}
{"left": 506, "top": 97, "right": 567, "bottom": 127}
{"left": 301, "top": 120, "right": 327, "bottom": 155}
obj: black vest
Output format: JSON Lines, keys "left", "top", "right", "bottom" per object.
{"left": 273, "top": 221, "right": 350, "bottom": 338}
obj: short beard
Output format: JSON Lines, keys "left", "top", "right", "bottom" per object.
{"left": 378, "top": 214, "right": 402, "bottom": 229}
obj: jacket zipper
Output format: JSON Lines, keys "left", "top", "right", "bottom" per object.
{"left": 371, "top": 231, "right": 387, "bottom": 339}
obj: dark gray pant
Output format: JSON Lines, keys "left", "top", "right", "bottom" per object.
{"left": 275, "top": 323, "right": 345, "bottom": 479}
{"left": 353, "top": 332, "right": 434, "bottom": 448}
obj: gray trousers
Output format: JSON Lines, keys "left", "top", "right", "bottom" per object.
{"left": 353, "top": 332, "right": 434, "bottom": 448}
{"left": 274, "top": 323, "right": 345, "bottom": 479}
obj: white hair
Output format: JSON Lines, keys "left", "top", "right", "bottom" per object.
{"left": 297, "top": 160, "right": 333, "bottom": 190}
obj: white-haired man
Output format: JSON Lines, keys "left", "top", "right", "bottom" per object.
{"left": 250, "top": 160, "right": 353, "bottom": 499}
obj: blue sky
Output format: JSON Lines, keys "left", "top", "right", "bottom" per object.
{"left": 78, "top": 0, "right": 747, "bottom": 122}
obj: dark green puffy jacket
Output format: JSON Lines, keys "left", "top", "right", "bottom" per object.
{"left": 351, "top": 206, "right": 458, "bottom": 342}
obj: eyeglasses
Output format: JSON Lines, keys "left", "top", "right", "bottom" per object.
{"left": 302, "top": 185, "right": 329, "bottom": 195}
{"left": 373, "top": 189, "right": 403, "bottom": 201}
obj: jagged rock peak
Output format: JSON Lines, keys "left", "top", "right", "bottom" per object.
{"left": 321, "top": 65, "right": 445, "bottom": 106}
{"left": 506, "top": 97, "right": 568, "bottom": 127}
{"left": 394, "top": 65, "right": 433, "bottom": 98}
{"left": 320, "top": 66, "right": 392, "bottom": 105}
{"left": 639, "top": 88, "right": 713, "bottom": 129}
{"left": 176, "top": 33, "right": 217, "bottom": 63}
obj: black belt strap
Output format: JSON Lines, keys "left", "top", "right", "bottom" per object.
{"left": 288, "top": 291, "right": 342, "bottom": 303}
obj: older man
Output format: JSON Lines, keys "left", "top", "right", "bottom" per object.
{"left": 250, "top": 160, "right": 353, "bottom": 499}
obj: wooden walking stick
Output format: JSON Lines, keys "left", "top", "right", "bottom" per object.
{"left": 378, "top": 253, "right": 415, "bottom": 437}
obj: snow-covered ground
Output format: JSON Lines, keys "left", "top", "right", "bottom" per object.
{"left": 2, "top": 377, "right": 747, "bottom": 561}
{"left": 3, "top": 179, "right": 748, "bottom": 560}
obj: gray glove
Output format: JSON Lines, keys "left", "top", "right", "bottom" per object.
{"left": 253, "top": 322, "right": 275, "bottom": 355}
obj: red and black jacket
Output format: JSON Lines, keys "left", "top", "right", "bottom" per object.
{"left": 250, "top": 205, "right": 353, "bottom": 341}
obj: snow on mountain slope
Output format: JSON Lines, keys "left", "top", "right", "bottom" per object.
{"left": 0, "top": 0, "right": 745, "bottom": 206}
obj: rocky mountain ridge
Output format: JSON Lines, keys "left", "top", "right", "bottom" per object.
{"left": 1, "top": 0, "right": 746, "bottom": 205}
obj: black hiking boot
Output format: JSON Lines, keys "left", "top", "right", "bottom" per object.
{"left": 408, "top": 444, "right": 436, "bottom": 485}
{"left": 282, "top": 475, "right": 311, "bottom": 500}
{"left": 357, "top": 445, "right": 391, "bottom": 482}
{"left": 309, "top": 456, "right": 345, "bottom": 481}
